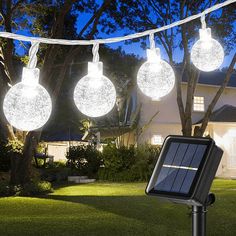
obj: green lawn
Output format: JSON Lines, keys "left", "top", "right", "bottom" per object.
{"left": 0, "top": 180, "right": 236, "bottom": 236}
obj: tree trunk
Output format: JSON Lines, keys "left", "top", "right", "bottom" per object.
{"left": 193, "top": 53, "right": 236, "bottom": 137}
{"left": 9, "top": 153, "right": 21, "bottom": 185}
{"left": 17, "top": 132, "right": 38, "bottom": 185}
{"left": 3, "top": 0, "right": 113, "bottom": 185}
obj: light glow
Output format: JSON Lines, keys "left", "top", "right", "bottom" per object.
{"left": 137, "top": 48, "right": 175, "bottom": 101}
{"left": 151, "top": 135, "right": 163, "bottom": 145}
{"left": 191, "top": 28, "right": 224, "bottom": 72}
{"left": 73, "top": 62, "right": 116, "bottom": 117}
{"left": 3, "top": 67, "right": 52, "bottom": 131}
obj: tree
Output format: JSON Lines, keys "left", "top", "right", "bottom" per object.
{"left": 107, "top": 0, "right": 236, "bottom": 136}
{"left": 0, "top": 0, "right": 115, "bottom": 185}
{"left": 0, "top": 0, "right": 235, "bottom": 186}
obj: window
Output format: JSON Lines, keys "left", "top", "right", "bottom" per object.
{"left": 193, "top": 96, "right": 205, "bottom": 112}
{"left": 151, "top": 135, "right": 163, "bottom": 145}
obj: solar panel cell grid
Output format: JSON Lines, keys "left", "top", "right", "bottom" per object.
{"left": 154, "top": 143, "right": 208, "bottom": 195}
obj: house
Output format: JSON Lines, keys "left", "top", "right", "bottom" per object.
{"left": 135, "top": 71, "right": 236, "bottom": 179}
{"left": 39, "top": 68, "right": 236, "bottom": 179}
{"left": 85, "top": 89, "right": 140, "bottom": 147}
{"left": 40, "top": 128, "right": 85, "bottom": 162}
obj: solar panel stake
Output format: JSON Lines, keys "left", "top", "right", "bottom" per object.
{"left": 192, "top": 193, "right": 215, "bottom": 236}
{"left": 192, "top": 205, "right": 207, "bottom": 236}
{"left": 146, "top": 136, "right": 223, "bottom": 235}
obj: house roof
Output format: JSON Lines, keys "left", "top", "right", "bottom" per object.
{"left": 182, "top": 71, "right": 236, "bottom": 88}
{"left": 41, "top": 129, "right": 83, "bottom": 142}
{"left": 196, "top": 105, "right": 236, "bottom": 124}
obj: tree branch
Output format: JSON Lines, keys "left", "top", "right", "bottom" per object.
{"left": 41, "top": 0, "right": 77, "bottom": 84}
{"left": 51, "top": 0, "right": 113, "bottom": 99}
{"left": 176, "top": 62, "right": 186, "bottom": 130}
{"left": 196, "top": 53, "right": 236, "bottom": 136}
{"left": 0, "top": 0, "right": 17, "bottom": 82}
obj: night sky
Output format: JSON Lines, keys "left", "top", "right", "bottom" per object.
{"left": 14, "top": 2, "right": 235, "bottom": 68}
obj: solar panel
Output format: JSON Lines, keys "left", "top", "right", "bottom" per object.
{"left": 154, "top": 143, "right": 207, "bottom": 195}
{"left": 146, "top": 135, "right": 223, "bottom": 206}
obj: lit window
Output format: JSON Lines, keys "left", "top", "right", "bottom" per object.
{"left": 151, "top": 135, "right": 163, "bottom": 145}
{"left": 193, "top": 96, "right": 205, "bottom": 112}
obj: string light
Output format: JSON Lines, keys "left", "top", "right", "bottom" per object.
{"left": 3, "top": 42, "right": 52, "bottom": 131}
{"left": 137, "top": 33, "right": 175, "bottom": 100}
{"left": 0, "top": 0, "right": 233, "bottom": 45}
{"left": 73, "top": 43, "right": 116, "bottom": 117}
{"left": 0, "top": 0, "right": 233, "bottom": 127}
{"left": 191, "top": 14, "right": 224, "bottom": 72}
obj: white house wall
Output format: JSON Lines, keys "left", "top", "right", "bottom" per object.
{"left": 190, "top": 84, "right": 236, "bottom": 124}
{"left": 47, "top": 142, "right": 69, "bottom": 162}
{"left": 210, "top": 123, "right": 236, "bottom": 178}
{"left": 138, "top": 84, "right": 236, "bottom": 141}
{"left": 138, "top": 123, "right": 182, "bottom": 144}
{"left": 138, "top": 85, "right": 180, "bottom": 126}
{"left": 137, "top": 83, "right": 236, "bottom": 178}
{"left": 46, "top": 141, "right": 87, "bottom": 162}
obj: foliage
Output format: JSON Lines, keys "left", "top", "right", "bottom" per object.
{"left": 80, "top": 119, "right": 92, "bottom": 133}
{"left": 1, "top": 1, "right": 234, "bottom": 186}
{"left": 0, "top": 0, "right": 129, "bottom": 187}
{"left": 32, "top": 158, "right": 45, "bottom": 168}
{"left": 34, "top": 161, "right": 69, "bottom": 182}
{"left": 0, "top": 182, "right": 19, "bottom": 197}
{"left": 0, "top": 175, "right": 52, "bottom": 197}
{"left": 106, "top": 0, "right": 236, "bottom": 137}
{"left": 66, "top": 145, "right": 102, "bottom": 177}
{"left": 0, "top": 141, "right": 11, "bottom": 172}
{"left": 101, "top": 143, "right": 136, "bottom": 172}
{"left": 20, "top": 181, "right": 53, "bottom": 196}
{"left": 132, "top": 144, "right": 161, "bottom": 180}
{"left": 41, "top": 162, "right": 70, "bottom": 183}
{"left": 98, "top": 144, "right": 161, "bottom": 181}
{"left": 108, "top": 1, "right": 235, "bottom": 55}
{"left": 0, "top": 139, "right": 24, "bottom": 172}
{"left": 6, "top": 139, "right": 24, "bottom": 154}
{"left": 50, "top": 161, "right": 67, "bottom": 168}
{"left": 0, "top": 180, "right": 10, "bottom": 196}
{"left": 36, "top": 142, "right": 47, "bottom": 154}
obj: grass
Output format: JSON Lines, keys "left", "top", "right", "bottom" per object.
{"left": 0, "top": 179, "right": 236, "bottom": 236}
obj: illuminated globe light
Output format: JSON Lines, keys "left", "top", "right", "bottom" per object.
{"left": 191, "top": 28, "right": 224, "bottom": 72}
{"left": 137, "top": 48, "right": 175, "bottom": 101}
{"left": 73, "top": 62, "right": 116, "bottom": 117}
{"left": 3, "top": 67, "right": 52, "bottom": 131}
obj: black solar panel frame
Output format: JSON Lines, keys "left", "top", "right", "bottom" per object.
{"left": 146, "top": 136, "right": 214, "bottom": 200}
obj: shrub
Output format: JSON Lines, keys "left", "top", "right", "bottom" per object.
{"left": 36, "top": 142, "right": 46, "bottom": 153}
{"left": 0, "top": 141, "right": 11, "bottom": 172}
{"left": 101, "top": 143, "right": 135, "bottom": 172}
{"left": 98, "top": 144, "right": 161, "bottom": 182}
{"left": 41, "top": 166, "right": 70, "bottom": 182}
{"left": 20, "top": 181, "right": 53, "bottom": 196}
{"left": 0, "top": 180, "right": 10, "bottom": 196}
{"left": 52, "top": 161, "right": 67, "bottom": 168}
{"left": 66, "top": 145, "right": 102, "bottom": 177}
{"left": 0, "top": 179, "right": 53, "bottom": 197}
{"left": 0, "top": 181, "right": 22, "bottom": 197}
{"left": 6, "top": 139, "right": 24, "bottom": 154}
{"left": 39, "top": 161, "right": 69, "bottom": 182}
{"left": 0, "top": 139, "right": 24, "bottom": 172}
{"left": 132, "top": 144, "right": 160, "bottom": 181}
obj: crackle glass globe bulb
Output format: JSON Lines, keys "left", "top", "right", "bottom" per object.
{"left": 3, "top": 67, "right": 52, "bottom": 131}
{"left": 137, "top": 48, "right": 175, "bottom": 101}
{"left": 74, "top": 62, "right": 116, "bottom": 117}
{"left": 191, "top": 28, "right": 224, "bottom": 72}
